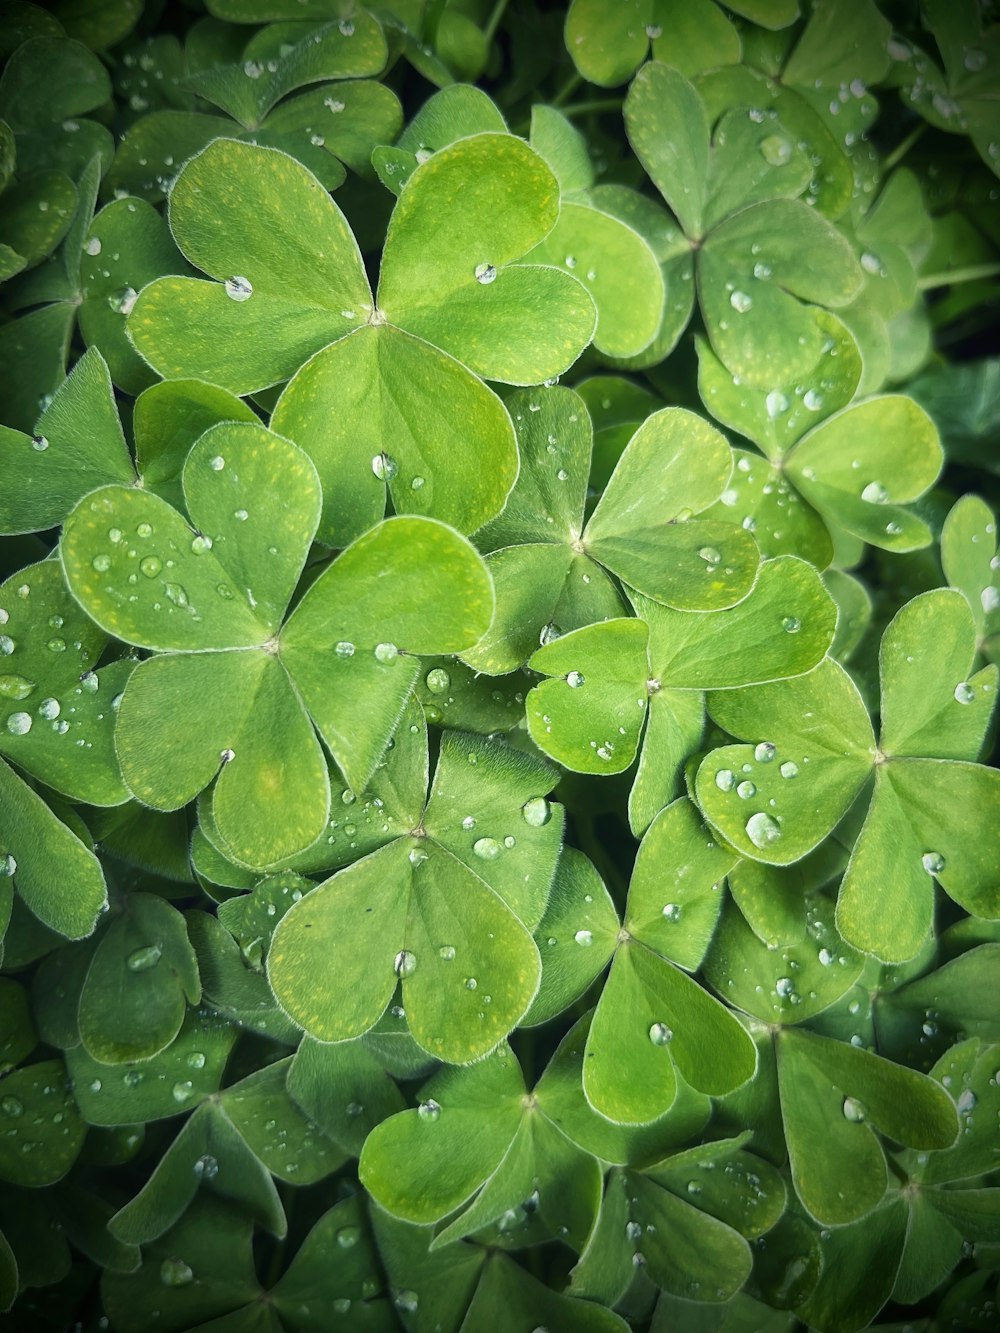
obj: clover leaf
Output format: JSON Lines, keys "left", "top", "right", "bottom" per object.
{"left": 697, "top": 589, "right": 1000, "bottom": 961}
{"left": 267, "top": 729, "right": 562, "bottom": 1063}
{"left": 61, "top": 424, "right": 493, "bottom": 866}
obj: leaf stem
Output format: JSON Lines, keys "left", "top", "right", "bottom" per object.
{"left": 882, "top": 121, "right": 926, "bottom": 173}
{"left": 551, "top": 71, "right": 583, "bottom": 108}
{"left": 918, "top": 262, "right": 1000, "bottom": 291}
{"left": 482, "top": 0, "right": 509, "bottom": 46}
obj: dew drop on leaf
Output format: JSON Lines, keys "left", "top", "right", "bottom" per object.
{"left": 334, "top": 641, "right": 355, "bottom": 658}
{"left": 209, "top": 455, "right": 225, "bottom": 472}
{"left": 566, "top": 670, "right": 585, "bottom": 688}
{"left": 194, "top": 1153, "right": 218, "bottom": 1179}
{"left": 861, "top": 481, "right": 887, "bottom": 503}
{"left": 140, "top": 556, "right": 161, "bottom": 578}
{"left": 746, "top": 811, "right": 782, "bottom": 848}
{"left": 842, "top": 1096, "right": 866, "bottom": 1123}
{"left": 31, "top": 434, "right": 48, "bottom": 452}
{"left": 224, "top": 276, "right": 253, "bottom": 301}
{"left": 127, "top": 944, "right": 162, "bottom": 972}
{"left": 394, "top": 949, "right": 416, "bottom": 978}
{"left": 781, "top": 616, "right": 801, "bottom": 633}
{"left": 0, "top": 1095, "right": 23, "bottom": 1117}
{"left": 648, "top": 1022, "right": 673, "bottom": 1045}
{"left": 474, "top": 262, "right": 497, "bottom": 284}
{"left": 779, "top": 761, "right": 798, "bottom": 779}
{"left": 91, "top": 554, "right": 111, "bottom": 573}
{"left": 425, "top": 667, "right": 450, "bottom": 693}
{"left": 521, "top": 797, "right": 551, "bottom": 826}
{"left": 159, "top": 1258, "right": 194, "bottom": 1287}
{"left": 715, "top": 768, "right": 736, "bottom": 791}
{"left": 921, "top": 851, "right": 945, "bottom": 874}
{"left": 371, "top": 452, "right": 398, "bottom": 481}
{"left": 802, "top": 389, "right": 823, "bottom": 411}
{"left": 662, "top": 903, "right": 682, "bottom": 922}
{"left": 729, "top": 291, "right": 753, "bottom": 313}
{"left": 954, "top": 682, "right": 975, "bottom": 704}
{"left": 417, "top": 1099, "right": 441, "bottom": 1122}
{"left": 574, "top": 929, "right": 593, "bottom": 947}
{"left": 0, "top": 674, "right": 34, "bottom": 700}
{"left": 754, "top": 742, "right": 776, "bottom": 763}
{"left": 473, "top": 837, "right": 500, "bottom": 861}
{"left": 699, "top": 546, "right": 722, "bottom": 566}
{"left": 438, "top": 945, "right": 455, "bottom": 961}
{"left": 38, "top": 697, "right": 60, "bottom": 721}
{"left": 737, "top": 781, "right": 756, "bottom": 799}
{"left": 374, "top": 642, "right": 398, "bottom": 664}
{"left": 6, "top": 711, "right": 32, "bottom": 735}
{"left": 0, "top": 853, "right": 16, "bottom": 878}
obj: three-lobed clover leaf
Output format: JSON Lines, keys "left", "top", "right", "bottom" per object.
{"left": 130, "top": 135, "right": 597, "bottom": 545}
{"left": 60, "top": 421, "right": 494, "bottom": 868}
{"left": 267, "top": 728, "right": 564, "bottom": 1064}
{"left": 695, "top": 589, "right": 1000, "bottom": 962}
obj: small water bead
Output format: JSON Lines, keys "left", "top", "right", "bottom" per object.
{"left": 754, "top": 741, "right": 776, "bottom": 763}
{"left": 464, "top": 976, "right": 477, "bottom": 991}
{"left": 753, "top": 261, "right": 773, "bottom": 280}
{"left": 775, "top": 976, "right": 795, "bottom": 999}
{"left": 765, "top": 390, "right": 789, "bottom": 418}
{"left": 164, "top": 583, "right": 189, "bottom": 608}
{"left": 92, "top": 554, "right": 111, "bottom": 573}
{"left": 140, "top": 555, "right": 162, "bottom": 578}
{"left": 136, "top": 522, "right": 153, "bottom": 538}
{"left": 861, "top": 481, "right": 888, "bottom": 504}
{"left": 473, "top": 837, "right": 500, "bottom": 861}
{"left": 123, "top": 1070, "right": 143, "bottom": 1088}
{"left": 842, "top": 1096, "right": 866, "bottom": 1123}
{"left": 746, "top": 811, "right": 782, "bottom": 849}
{"left": 954, "top": 682, "right": 975, "bottom": 704}
{"left": 6, "top": 712, "right": 32, "bottom": 735}
{"left": 425, "top": 667, "right": 450, "bottom": 693}
{"left": 566, "top": 670, "right": 585, "bottom": 688}
{"left": 0, "top": 854, "right": 15, "bottom": 878}
{"left": 187, "top": 1051, "right": 207, "bottom": 1069}
{"left": 957, "top": 1088, "right": 977, "bottom": 1114}
{"left": 438, "top": 945, "right": 456, "bottom": 962}
{"left": 111, "top": 287, "right": 138, "bottom": 315}
{"left": 219, "top": 748, "right": 235, "bottom": 764}
{"left": 371, "top": 452, "right": 399, "bottom": 482}
{"left": 1, "top": 1095, "right": 23, "bottom": 1117}
{"left": 395, "top": 1292, "right": 419, "bottom": 1314}
{"left": 802, "top": 389, "right": 824, "bottom": 411}
{"left": 374, "top": 642, "right": 398, "bottom": 664}
{"left": 191, "top": 535, "right": 212, "bottom": 555}
{"left": 699, "top": 546, "right": 722, "bottom": 566}
{"left": 574, "top": 929, "right": 593, "bottom": 947}
{"left": 160, "top": 1258, "right": 194, "bottom": 1287}
{"left": 334, "top": 641, "right": 355, "bottom": 658}
{"left": 645, "top": 22, "right": 663, "bottom": 38}
{"left": 194, "top": 1153, "right": 218, "bottom": 1179}
{"left": 818, "top": 947, "right": 834, "bottom": 967}
{"left": 31, "top": 434, "right": 49, "bottom": 452}
{"left": 759, "top": 133, "right": 792, "bottom": 165}
{"left": 715, "top": 768, "right": 736, "bottom": 791}
{"left": 127, "top": 944, "right": 162, "bottom": 972}
{"left": 0, "top": 636, "right": 13, "bottom": 656}
{"left": 662, "top": 903, "right": 682, "bottom": 922}
{"left": 982, "top": 586, "right": 1000, "bottom": 613}
{"left": 417, "top": 1098, "right": 441, "bottom": 1123}
{"left": 779, "top": 760, "right": 798, "bottom": 779}
{"left": 338, "top": 17, "right": 355, "bottom": 34}
{"left": 411, "top": 475, "right": 425, "bottom": 490}
{"left": 172, "top": 1080, "right": 194, "bottom": 1103}
{"left": 921, "top": 851, "right": 945, "bottom": 875}
{"left": 782, "top": 616, "right": 801, "bottom": 633}
{"left": 394, "top": 949, "right": 417, "bottom": 978}
{"left": 474, "top": 262, "right": 497, "bottom": 284}
{"left": 225, "top": 275, "right": 253, "bottom": 302}
{"left": 461, "top": 815, "right": 476, "bottom": 831}
{"left": 38, "top": 698, "right": 60, "bottom": 721}
{"left": 729, "top": 290, "right": 753, "bottom": 313}
{"left": 737, "top": 781, "right": 756, "bottom": 799}
{"left": 521, "top": 796, "right": 551, "bottom": 827}
{"left": 84, "top": 235, "right": 102, "bottom": 256}
{"left": 0, "top": 675, "right": 33, "bottom": 701}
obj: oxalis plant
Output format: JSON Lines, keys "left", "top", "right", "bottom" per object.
{"left": 0, "top": 1, "right": 999, "bottom": 1331}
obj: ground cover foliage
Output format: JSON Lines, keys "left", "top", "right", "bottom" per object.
{"left": 0, "top": 0, "right": 998, "bottom": 1328}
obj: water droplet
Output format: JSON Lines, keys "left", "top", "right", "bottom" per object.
{"left": 219, "top": 747, "right": 235, "bottom": 764}
{"left": 645, "top": 22, "right": 662, "bottom": 38}
{"left": 661, "top": 903, "right": 682, "bottom": 922}
{"left": 371, "top": 452, "right": 398, "bottom": 481}
{"left": 48, "top": 637, "right": 66, "bottom": 652}
{"left": 37, "top": 697, "right": 60, "bottom": 721}
{"left": 338, "top": 18, "right": 355, "bottom": 35}
{"left": 779, "top": 761, "right": 798, "bottom": 779}
{"left": 954, "top": 682, "right": 975, "bottom": 704}
{"left": 818, "top": 947, "right": 834, "bottom": 966}
{"left": 782, "top": 616, "right": 801, "bottom": 633}
{"left": 332, "top": 641, "right": 355, "bottom": 660}
{"left": 760, "top": 134, "right": 792, "bottom": 165}
{"left": 6, "top": 712, "right": 32, "bottom": 735}
{"left": 395, "top": 1291, "right": 419, "bottom": 1314}
{"left": 737, "top": 780, "right": 756, "bottom": 800}
{"left": 225, "top": 276, "right": 253, "bottom": 301}
{"left": 438, "top": 945, "right": 456, "bottom": 962}
{"left": 136, "top": 522, "right": 153, "bottom": 538}
{"left": 417, "top": 1098, "right": 441, "bottom": 1122}
{"left": 171, "top": 1081, "right": 194, "bottom": 1103}
{"left": 194, "top": 1153, "right": 218, "bottom": 1179}
{"left": 0, "top": 853, "right": 15, "bottom": 878}
{"left": 0, "top": 674, "right": 33, "bottom": 701}
{"left": 394, "top": 950, "right": 416, "bottom": 978}
{"left": 746, "top": 811, "right": 782, "bottom": 848}
{"left": 521, "top": 797, "right": 551, "bottom": 827}
{"left": 964, "top": 47, "right": 987, "bottom": 72}
{"left": 92, "top": 554, "right": 111, "bottom": 573}
{"left": 574, "top": 929, "right": 593, "bottom": 947}
{"left": 473, "top": 837, "right": 500, "bottom": 861}
{"left": 921, "top": 851, "right": 945, "bottom": 874}
{"left": 411, "top": 475, "right": 425, "bottom": 490}
{"left": 84, "top": 236, "right": 102, "bottom": 256}
{"left": 474, "top": 262, "right": 497, "bottom": 284}
{"left": 191, "top": 535, "right": 212, "bottom": 555}
{"left": 164, "top": 583, "right": 189, "bottom": 608}
{"left": 698, "top": 546, "right": 721, "bottom": 566}
{"left": 140, "top": 555, "right": 161, "bottom": 578}
{"left": 715, "top": 768, "right": 736, "bottom": 791}
{"left": 730, "top": 290, "right": 753, "bottom": 313}
{"left": 754, "top": 741, "right": 776, "bottom": 763}
{"left": 110, "top": 286, "right": 138, "bottom": 315}
{"left": 802, "top": 389, "right": 823, "bottom": 412}
{"left": 187, "top": 1051, "right": 206, "bottom": 1069}
{"left": 461, "top": 816, "right": 476, "bottom": 831}
{"left": 127, "top": 944, "right": 162, "bottom": 972}
{"left": 957, "top": 1088, "right": 977, "bottom": 1114}
{"left": 374, "top": 642, "right": 398, "bottom": 664}
{"left": 861, "top": 481, "right": 887, "bottom": 503}
{"left": 981, "top": 586, "right": 1000, "bottom": 613}
{"left": 31, "top": 434, "right": 49, "bottom": 452}
{"left": 425, "top": 667, "right": 450, "bottom": 693}
{"left": 1, "top": 1095, "right": 23, "bottom": 1117}
{"left": 124, "top": 1070, "right": 143, "bottom": 1088}
{"left": 209, "top": 455, "right": 225, "bottom": 472}
{"left": 159, "top": 1258, "right": 193, "bottom": 1287}
{"left": 566, "top": 670, "right": 585, "bottom": 688}
{"left": 765, "top": 390, "right": 789, "bottom": 418}
{"left": 464, "top": 976, "right": 477, "bottom": 990}
{"left": 842, "top": 1096, "right": 866, "bottom": 1123}
{"left": 336, "top": 1225, "right": 360, "bottom": 1249}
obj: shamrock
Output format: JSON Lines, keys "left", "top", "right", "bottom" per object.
{"left": 60, "top": 421, "right": 494, "bottom": 869}
{"left": 695, "top": 589, "right": 1000, "bottom": 962}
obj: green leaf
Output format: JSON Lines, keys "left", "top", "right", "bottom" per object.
{"left": 270, "top": 1197, "right": 393, "bottom": 1330}
{"left": 67, "top": 1006, "right": 238, "bottom": 1126}
{"left": 527, "top": 618, "right": 649, "bottom": 775}
{"left": 0, "top": 170, "right": 76, "bottom": 269}
{"left": 524, "top": 847, "right": 619, "bottom": 1026}
{"left": 636, "top": 555, "right": 837, "bottom": 689}
{"left": 648, "top": 1138, "right": 786, "bottom": 1238}
{"left": 584, "top": 943, "right": 757, "bottom": 1124}
{"left": 0, "top": 302, "right": 75, "bottom": 434}
{"left": 280, "top": 516, "right": 494, "bottom": 792}
{"left": 788, "top": 396, "right": 943, "bottom": 552}
{"left": 696, "top": 659, "right": 875, "bottom": 865}
{"left": 585, "top": 407, "right": 759, "bottom": 609}
{"left": 271, "top": 324, "right": 517, "bottom": 546}
{"left": 941, "top": 494, "right": 999, "bottom": 638}
{"left": 625, "top": 798, "right": 736, "bottom": 970}
{"left": 625, "top": 62, "right": 710, "bottom": 238}
{"left": 0, "top": 1060, "right": 85, "bottom": 1187}
{"left": 0, "top": 37, "right": 111, "bottom": 131}
{"left": 629, "top": 686, "right": 706, "bottom": 836}
{"left": 530, "top": 104, "right": 593, "bottom": 195}
{"left": 78, "top": 893, "right": 200, "bottom": 1063}
{"left": 794, "top": 1198, "right": 907, "bottom": 1333}
{"left": 0, "top": 756, "right": 107, "bottom": 938}
{"left": 700, "top": 199, "right": 862, "bottom": 385}
{"left": 782, "top": 0, "right": 891, "bottom": 88}
{"left": 359, "top": 1046, "right": 525, "bottom": 1223}
{"left": 378, "top": 134, "right": 596, "bottom": 384}
{"left": 288, "top": 1035, "right": 406, "bottom": 1157}
{"left": 130, "top": 139, "right": 372, "bottom": 394}
{"left": 0, "top": 348, "right": 134, "bottom": 535}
